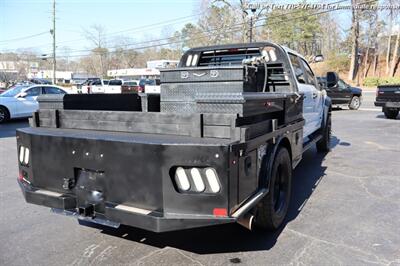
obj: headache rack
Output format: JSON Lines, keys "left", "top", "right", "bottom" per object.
{"left": 197, "top": 47, "right": 261, "bottom": 66}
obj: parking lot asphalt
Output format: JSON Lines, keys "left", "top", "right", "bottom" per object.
{"left": 0, "top": 93, "right": 399, "bottom": 266}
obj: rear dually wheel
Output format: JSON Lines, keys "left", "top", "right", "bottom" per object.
{"left": 254, "top": 147, "right": 292, "bottom": 231}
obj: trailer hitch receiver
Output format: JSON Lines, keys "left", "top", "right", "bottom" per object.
{"left": 78, "top": 205, "right": 94, "bottom": 217}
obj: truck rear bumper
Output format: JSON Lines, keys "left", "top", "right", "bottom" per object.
{"left": 374, "top": 101, "right": 400, "bottom": 108}
{"left": 18, "top": 179, "right": 235, "bottom": 232}
{"left": 17, "top": 127, "right": 239, "bottom": 232}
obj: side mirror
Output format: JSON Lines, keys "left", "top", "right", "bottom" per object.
{"left": 326, "top": 72, "right": 339, "bottom": 88}
{"left": 313, "top": 55, "right": 324, "bottom": 63}
{"left": 18, "top": 92, "right": 28, "bottom": 98}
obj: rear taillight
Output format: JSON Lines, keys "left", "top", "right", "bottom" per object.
{"left": 19, "top": 146, "right": 30, "bottom": 165}
{"left": 172, "top": 167, "right": 221, "bottom": 194}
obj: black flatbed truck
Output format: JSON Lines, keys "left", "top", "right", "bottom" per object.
{"left": 17, "top": 42, "right": 334, "bottom": 232}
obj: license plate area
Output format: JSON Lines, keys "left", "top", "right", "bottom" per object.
{"left": 386, "top": 102, "right": 400, "bottom": 108}
{"left": 75, "top": 168, "right": 106, "bottom": 216}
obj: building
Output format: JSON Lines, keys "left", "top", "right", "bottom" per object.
{"left": 146, "top": 60, "right": 179, "bottom": 69}
{"left": 107, "top": 60, "right": 178, "bottom": 80}
{"left": 29, "top": 70, "right": 73, "bottom": 84}
{"left": 71, "top": 73, "right": 98, "bottom": 84}
{"left": 0, "top": 61, "right": 38, "bottom": 81}
{"left": 107, "top": 68, "right": 160, "bottom": 80}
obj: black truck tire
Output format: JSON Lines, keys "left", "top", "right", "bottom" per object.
{"left": 254, "top": 147, "right": 292, "bottom": 231}
{"left": 0, "top": 106, "right": 10, "bottom": 123}
{"left": 316, "top": 112, "right": 331, "bottom": 152}
{"left": 383, "top": 108, "right": 399, "bottom": 119}
{"left": 349, "top": 96, "right": 361, "bottom": 110}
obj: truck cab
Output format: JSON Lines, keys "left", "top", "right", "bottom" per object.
{"left": 284, "top": 49, "right": 324, "bottom": 138}
{"left": 178, "top": 45, "right": 328, "bottom": 142}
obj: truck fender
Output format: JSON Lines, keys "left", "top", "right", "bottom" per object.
{"left": 258, "top": 136, "right": 292, "bottom": 191}
{"left": 322, "top": 96, "right": 332, "bottom": 128}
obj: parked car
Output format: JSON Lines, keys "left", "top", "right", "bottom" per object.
{"left": 121, "top": 80, "right": 141, "bottom": 93}
{"left": 0, "top": 84, "right": 67, "bottom": 123}
{"left": 29, "top": 78, "right": 52, "bottom": 85}
{"left": 375, "top": 85, "right": 400, "bottom": 119}
{"left": 140, "top": 78, "right": 161, "bottom": 94}
{"left": 105, "top": 79, "right": 123, "bottom": 93}
{"left": 73, "top": 78, "right": 101, "bottom": 94}
{"left": 317, "top": 77, "right": 362, "bottom": 110}
{"left": 90, "top": 79, "right": 110, "bottom": 93}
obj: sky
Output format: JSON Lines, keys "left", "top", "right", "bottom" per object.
{"left": 0, "top": 0, "right": 357, "bottom": 59}
{"left": 0, "top": 0, "right": 200, "bottom": 57}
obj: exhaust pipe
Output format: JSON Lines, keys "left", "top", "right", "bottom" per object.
{"left": 237, "top": 213, "right": 255, "bottom": 230}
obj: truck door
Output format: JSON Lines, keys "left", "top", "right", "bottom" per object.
{"left": 337, "top": 80, "right": 353, "bottom": 104}
{"left": 289, "top": 54, "right": 319, "bottom": 137}
{"left": 299, "top": 58, "right": 323, "bottom": 132}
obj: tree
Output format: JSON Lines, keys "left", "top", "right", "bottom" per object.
{"left": 348, "top": 0, "right": 360, "bottom": 81}
{"left": 318, "top": 13, "right": 342, "bottom": 58}
{"left": 263, "top": 1, "right": 322, "bottom": 56}
{"left": 384, "top": 0, "right": 399, "bottom": 74}
{"left": 197, "top": 5, "right": 238, "bottom": 45}
{"left": 362, "top": 4, "right": 379, "bottom": 78}
{"left": 83, "top": 25, "right": 109, "bottom": 76}
{"left": 178, "top": 23, "right": 205, "bottom": 48}
{"left": 389, "top": 29, "right": 400, "bottom": 77}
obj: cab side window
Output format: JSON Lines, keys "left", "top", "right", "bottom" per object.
{"left": 25, "top": 87, "right": 41, "bottom": 96}
{"left": 300, "top": 59, "right": 317, "bottom": 87}
{"left": 289, "top": 54, "right": 306, "bottom": 84}
{"left": 44, "top": 87, "right": 66, "bottom": 94}
{"left": 337, "top": 80, "right": 347, "bottom": 90}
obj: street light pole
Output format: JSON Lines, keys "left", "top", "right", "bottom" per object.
{"left": 249, "top": 8, "right": 257, "bottom": 43}
{"left": 52, "top": 0, "right": 56, "bottom": 85}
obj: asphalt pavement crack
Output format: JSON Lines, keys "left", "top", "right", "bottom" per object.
{"left": 286, "top": 228, "right": 391, "bottom": 265}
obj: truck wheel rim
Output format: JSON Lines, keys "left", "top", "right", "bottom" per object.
{"left": 0, "top": 110, "right": 5, "bottom": 121}
{"left": 273, "top": 165, "right": 288, "bottom": 213}
{"left": 352, "top": 98, "right": 360, "bottom": 108}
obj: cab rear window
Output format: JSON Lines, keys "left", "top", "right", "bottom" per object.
{"left": 109, "top": 80, "right": 122, "bottom": 85}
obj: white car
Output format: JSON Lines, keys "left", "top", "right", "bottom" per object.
{"left": 90, "top": 79, "right": 109, "bottom": 93}
{"left": 105, "top": 79, "right": 123, "bottom": 93}
{"left": 141, "top": 78, "right": 161, "bottom": 94}
{"left": 0, "top": 84, "right": 67, "bottom": 123}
